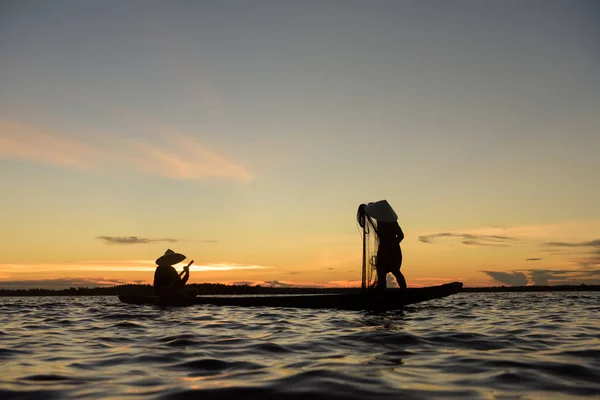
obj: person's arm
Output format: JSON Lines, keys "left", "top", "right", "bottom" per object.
{"left": 178, "top": 260, "right": 194, "bottom": 285}
{"left": 181, "top": 275, "right": 189, "bottom": 285}
{"left": 180, "top": 268, "right": 190, "bottom": 285}
{"left": 396, "top": 223, "right": 404, "bottom": 243}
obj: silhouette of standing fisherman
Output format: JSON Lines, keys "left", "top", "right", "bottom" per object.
{"left": 153, "top": 249, "right": 198, "bottom": 304}
{"left": 375, "top": 220, "right": 407, "bottom": 289}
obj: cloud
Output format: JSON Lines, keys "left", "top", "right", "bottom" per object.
{"left": 526, "top": 258, "right": 542, "bottom": 261}
{"left": 386, "top": 275, "right": 398, "bottom": 288}
{"left": 543, "top": 238, "right": 600, "bottom": 268}
{"left": 571, "top": 257, "right": 600, "bottom": 269}
{"left": 530, "top": 270, "right": 550, "bottom": 285}
{"left": 420, "top": 233, "right": 518, "bottom": 247}
{"left": 482, "top": 268, "right": 600, "bottom": 286}
{"left": 0, "top": 261, "right": 271, "bottom": 275}
{"left": 522, "top": 269, "right": 600, "bottom": 286}
{"left": 481, "top": 271, "right": 528, "bottom": 286}
{"left": 0, "top": 119, "right": 103, "bottom": 169}
{"left": 126, "top": 134, "right": 252, "bottom": 183}
{"left": 96, "top": 236, "right": 218, "bottom": 245}
{"left": 0, "top": 118, "right": 252, "bottom": 183}
{"left": 96, "top": 236, "right": 179, "bottom": 245}
{"left": 264, "top": 280, "right": 294, "bottom": 288}
{"left": 544, "top": 239, "right": 600, "bottom": 248}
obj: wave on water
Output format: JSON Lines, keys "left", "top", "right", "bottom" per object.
{"left": 0, "top": 292, "right": 599, "bottom": 399}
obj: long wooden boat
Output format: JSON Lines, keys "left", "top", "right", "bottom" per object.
{"left": 118, "top": 281, "right": 463, "bottom": 310}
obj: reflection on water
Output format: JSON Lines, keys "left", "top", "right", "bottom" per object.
{"left": 0, "top": 292, "right": 599, "bottom": 399}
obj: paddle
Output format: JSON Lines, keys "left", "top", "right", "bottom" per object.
{"left": 180, "top": 260, "right": 194, "bottom": 276}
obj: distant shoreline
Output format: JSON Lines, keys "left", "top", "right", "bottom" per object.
{"left": 0, "top": 283, "right": 598, "bottom": 297}
{"left": 460, "top": 285, "right": 598, "bottom": 292}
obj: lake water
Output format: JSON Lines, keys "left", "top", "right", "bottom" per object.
{"left": 1, "top": 292, "right": 599, "bottom": 399}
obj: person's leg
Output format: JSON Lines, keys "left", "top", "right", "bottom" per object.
{"left": 375, "top": 270, "right": 387, "bottom": 290}
{"left": 375, "top": 249, "right": 389, "bottom": 290}
{"left": 391, "top": 249, "right": 407, "bottom": 289}
{"left": 392, "top": 270, "right": 407, "bottom": 289}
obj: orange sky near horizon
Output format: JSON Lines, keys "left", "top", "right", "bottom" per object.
{"left": 1, "top": 218, "right": 599, "bottom": 289}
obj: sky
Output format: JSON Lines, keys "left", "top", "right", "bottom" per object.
{"left": 1, "top": 0, "right": 599, "bottom": 289}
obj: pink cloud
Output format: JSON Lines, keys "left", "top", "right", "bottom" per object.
{"left": 125, "top": 134, "right": 252, "bottom": 183}
{"left": 0, "top": 118, "right": 252, "bottom": 183}
{"left": 0, "top": 119, "right": 102, "bottom": 169}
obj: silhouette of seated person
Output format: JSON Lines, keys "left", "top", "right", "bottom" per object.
{"left": 375, "top": 220, "right": 407, "bottom": 290}
{"left": 153, "top": 249, "right": 198, "bottom": 302}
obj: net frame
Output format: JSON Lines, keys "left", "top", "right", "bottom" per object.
{"left": 358, "top": 204, "right": 380, "bottom": 292}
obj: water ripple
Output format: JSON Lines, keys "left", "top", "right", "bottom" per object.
{"left": 0, "top": 292, "right": 598, "bottom": 399}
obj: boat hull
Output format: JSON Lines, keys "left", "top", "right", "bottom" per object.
{"left": 118, "top": 282, "right": 463, "bottom": 310}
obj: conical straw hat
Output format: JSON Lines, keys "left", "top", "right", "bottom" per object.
{"left": 155, "top": 249, "right": 186, "bottom": 265}
{"left": 365, "top": 200, "right": 398, "bottom": 222}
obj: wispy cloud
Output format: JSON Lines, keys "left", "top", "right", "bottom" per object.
{"left": 481, "top": 236, "right": 600, "bottom": 284}
{"left": 95, "top": 236, "right": 218, "bottom": 245}
{"left": 420, "top": 232, "right": 518, "bottom": 247}
{"left": 421, "top": 224, "right": 600, "bottom": 280}
{"left": 124, "top": 133, "right": 252, "bottom": 183}
{"left": 0, "top": 119, "right": 103, "bottom": 169}
{"left": 0, "top": 260, "right": 272, "bottom": 275}
{"left": 0, "top": 118, "right": 252, "bottom": 183}
{"left": 542, "top": 238, "right": 600, "bottom": 268}
{"left": 544, "top": 239, "right": 600, "bottom": 248}
{"left": 421, "top": 221, "right": 600, "bottom": 243}
{"left": 569, "top": 257, "right": 600, "bottom": 269}
{"left": 96, "top": 236, "right": 179, "bottom": 245}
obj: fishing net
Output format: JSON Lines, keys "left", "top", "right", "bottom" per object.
{"left": 357, "top": 204, "right": 380, "bottom": 291}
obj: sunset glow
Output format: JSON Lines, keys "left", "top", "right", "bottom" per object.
{"left": 1, "top": 1, "right": 598, "bottom": 289}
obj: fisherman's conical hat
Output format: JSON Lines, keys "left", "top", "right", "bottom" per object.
{"left": 155, "top": 249, "right": 186, "bottom": 265}
{"left": 365, "top": 200, "right": 398, "bottom": 222}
